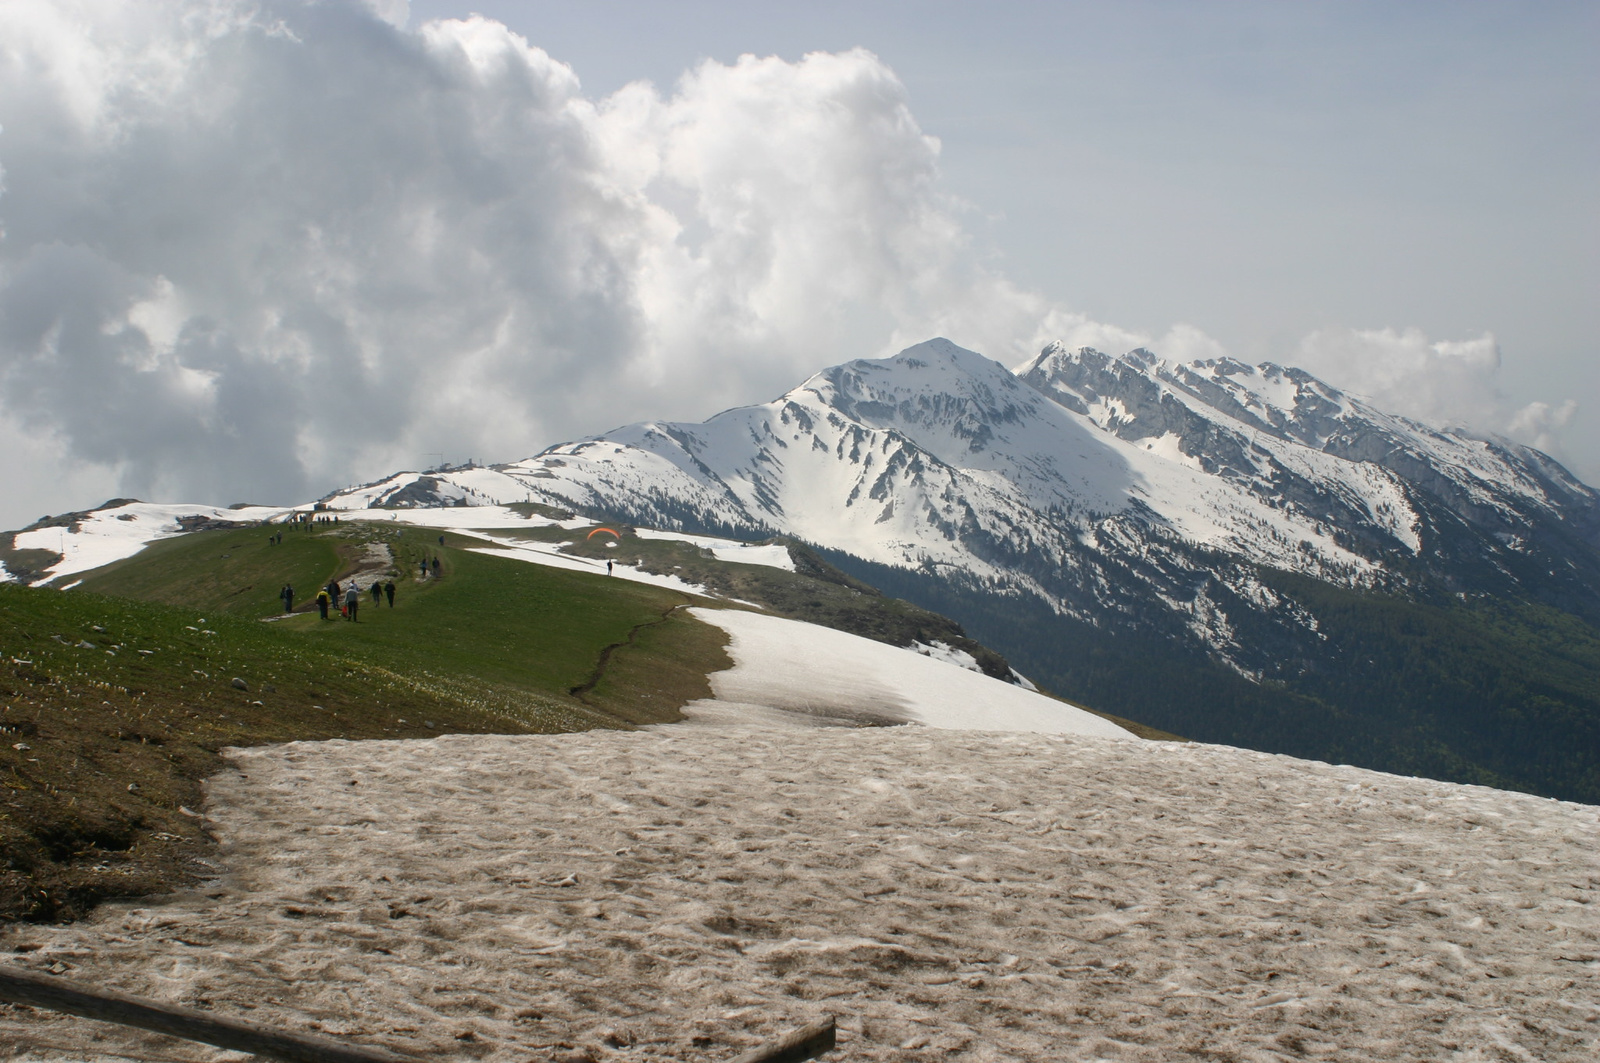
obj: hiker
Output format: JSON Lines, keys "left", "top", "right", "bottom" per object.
{"left": 280, "top": 584, "right": 294, "bottom": 613}
{"left": 420, "top": 558, "right": 428, "bottom": 579}
{"left": 438, "top": 534, "right": 445, "bottom": 547}
{"left": 315, "top": 588, "right": 331, "bottom": 620}
{"left": 344, "top": 582, "right": 361, "bottom": 621}
{"left": 431, "top": 557, "right": 441, "bottom": 578}
{"left": 606, "top": 560, "right": 613, "bottom": 575}
{"left": 384, "top": 581, "right": 395, "bottom": 607}
{"left": 371, "top": 582, "right": 382, "bottom": 606}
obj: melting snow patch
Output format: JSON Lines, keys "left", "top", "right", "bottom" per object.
{"left": 633, "top": 529, "right": 796, "bottom": 572}
{"left": 460, "top": 531, "right": 711, "bottom": 596}
{"left": 686, "top": 607, "right": 1131, "bottom": 737}
{"left": 911, "top": 640, "right": 981, "bottom": 672}
{"left": 3, "top": 728, "right": 1594, "bottom": 1063}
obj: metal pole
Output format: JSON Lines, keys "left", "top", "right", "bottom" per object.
{"left": 0, "top": 965, "right": 413, "bottom": 1063}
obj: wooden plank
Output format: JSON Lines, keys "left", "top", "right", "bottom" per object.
{"left": 726, "top": 1015, "right": 837, "bottom": 1063}
{"left": 0, "top": 964, "right": 412, "bottom": 1063}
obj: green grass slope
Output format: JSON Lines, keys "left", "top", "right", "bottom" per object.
{"left": 492, "top": 525, "right": 1175, "bottom": 738}
{"left": 71, "top": 523, "right": 345, "bottom": 617}
{"left": 1, "top": 524, "right": 729, "bottom": 922}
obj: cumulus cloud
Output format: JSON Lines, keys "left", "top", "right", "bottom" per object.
{"left": 0, "top": 0, "right": 1064, "bottom": 524}
{"left": 1293, "top": 326, "right": 1579, "bottom": 461}
{"left": 0, "top": 1, "right": 1584, "bottom": 527}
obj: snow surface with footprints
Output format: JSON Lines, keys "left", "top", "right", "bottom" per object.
{"left": 3, "top": 727, "right": 1597, "bottom": 1062}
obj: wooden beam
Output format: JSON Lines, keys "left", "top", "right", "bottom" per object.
{"left": 727, "top": 1015, "right": 837, "bottom": 1063}
{"left": 0, "top": 965, "right": 412, "bottom": 1063}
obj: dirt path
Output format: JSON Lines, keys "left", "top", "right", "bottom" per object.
{"left": 339, "top": 541, "right": 395, "bottom": 588}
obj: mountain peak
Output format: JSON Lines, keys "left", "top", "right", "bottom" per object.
{"left": 864, "top": 337, "right": 1017, "bottom": 384}
{"left": 316, "top": 335, "right": 1598, "bottom": 647}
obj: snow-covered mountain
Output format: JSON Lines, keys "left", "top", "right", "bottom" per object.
{"left": 9, "top": 337, "right": 1599, "bottom": 799}
{"left": 318, "top": 338, "right": 1598, "bottom": 676}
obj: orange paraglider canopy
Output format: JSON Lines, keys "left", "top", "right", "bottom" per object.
{"left": 586, "top": 527, "right": 621, "bottom": 540}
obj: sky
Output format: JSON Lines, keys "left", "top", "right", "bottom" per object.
{"left": 0, "top": 0, "right": 1594, "bottom": 530}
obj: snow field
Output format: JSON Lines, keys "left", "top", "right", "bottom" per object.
{"left": 684, "top": 607, "right": 1131, "bottom": 737}
{"left": 3, "top": 728, "right": 1596, "bottom": 1062}
{"left": 8, "top": 503, "right": 295, "bottom": 585}
{"left": 632, "top": 529, "right": 795, "bottom": 572}
{"left": 313, "top": 506, "right": 588, "bottom": 531}
{"left": 459, "top": 530, "right": 716, "bottom": 597}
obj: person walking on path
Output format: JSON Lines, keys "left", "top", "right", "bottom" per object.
{"left": 606, "top": 560, "right": 613, "bottom": 575}
{"left": 371, "top": 582, "right": 382, "bottom": 606}
{"left": 431, "top": 557, "right": 441, "bottom": 578}
{"left": 315, "top": 588, "right": 331, "bottom": 620}
{"left": 420, "top": 558, "right": 428, "bottom": 579}
{"left": 280, "top": 584, "right": 294, "bottom": 613}
{"left": 384, "top": 581, "right": 395, "bottom": 607}
{"left": 344, "top": 582, "right": 361, "bottom": 622}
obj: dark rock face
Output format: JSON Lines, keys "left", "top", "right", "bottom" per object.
{"left": 174, "top": 515, "right": 247, "bottom": 533}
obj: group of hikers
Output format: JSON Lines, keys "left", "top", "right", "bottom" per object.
{"left": 279, "top": 577, "right": 396, "bottom": 621}
{"left": 271, "top": 528, "right": 443, "bottom": 621}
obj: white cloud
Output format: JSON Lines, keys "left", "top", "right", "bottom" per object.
{"left": 0, "top": 0, "right": 1075, "bottom": 525}
{"left": 1504, "top": 399, "right": 1578, "bottom": 456}
{"left": 0, "top": 1, "right": 1585, "bottom": 528}
{"left": 1292, "top": 326, "right": 1579, "bottom": 463}
{"left": 0, "top": 411, "right": 122, "bottom": 530}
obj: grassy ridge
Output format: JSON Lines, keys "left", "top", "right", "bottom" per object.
{"left": 497, "top": 526, "right": 1018, "bottom": 677}
{"left": 72, "top": 523, "right": 344, "bottom": 617}
{"left": 1, "top": 525, "right": 728, "bottom": 922}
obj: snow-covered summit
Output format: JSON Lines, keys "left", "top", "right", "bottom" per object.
{"left": 20, "top": 337, "right": 1593, "bottom": 682}
{"left": 1019, "top": 341, "right": 1594, "bottom": 539}
{"left": 419, "top": 337, "right": 1598, "bottom": 672}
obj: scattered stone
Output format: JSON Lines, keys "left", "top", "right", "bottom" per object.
{"left": 231, "top": 677, "right": 249, "bottom": 690}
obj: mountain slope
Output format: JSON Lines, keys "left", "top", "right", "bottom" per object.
{"left": 5, "top": 504, "right": 1154, "bottom": 919}
{"left": 395, "top": 337, "right": 1596, "bottom": 668}
{"left": 329, "top": 338, "right": 1600, "bottom": 801}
